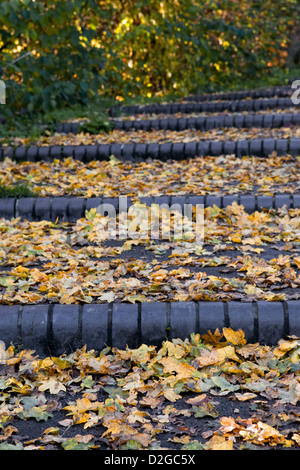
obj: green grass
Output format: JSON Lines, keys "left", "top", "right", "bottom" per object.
{"left": 0, "top": 181, "right": 37, "bottom": 198}
{"left": 0, "top": 96, "right": 116, "bottom": 143}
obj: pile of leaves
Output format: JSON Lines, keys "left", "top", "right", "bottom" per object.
{"left": 0, "top": 202, "right": 299, "bottom": 304}
{"left": 0, "top": 155, "right": 299, "bottom": 197}
{"left": 2, "top": 328, "right": 300, "bottom": 449}
{"left": 114, "top": 106, "right": 300, "bottom": 121}
{"left": 5, "top": 125, "right": 300, "bottom": 148}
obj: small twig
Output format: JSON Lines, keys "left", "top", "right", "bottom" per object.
{"left": 8, "top": 51, "right": 33, "bottom": 66}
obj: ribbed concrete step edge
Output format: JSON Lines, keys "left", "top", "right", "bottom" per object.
{"left": 182, "top": 85, "right": 292, "bottom": 102}
{"left": 56, "top": 112, "right": 300, "bottom": 134}
{"left": 0, "top": 301, "right": 299, "bottom": 355}
{"left": 1, "top": 193, "right": 299, "bottom": 221}
{"left": 1, "top": 138, "right": 300, "bottom": 163}
{"left": 109, "top": 97, "right": 294, "bottom": 117}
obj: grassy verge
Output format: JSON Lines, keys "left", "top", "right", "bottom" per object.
{"left": 0, "top": 181, "right": 37, "bottom": 198}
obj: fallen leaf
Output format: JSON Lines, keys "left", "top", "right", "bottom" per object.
{"left": 223, "top": 327, "right": 247, "bottom": 346}
{"left": 205, "top": 434, "right": 234, "bottom": 450}
{"left": 39, "top": 378, "right": 66, "bottom": 395}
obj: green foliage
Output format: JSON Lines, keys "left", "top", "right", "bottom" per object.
{"left": 102, "top": 0, "right": 299, "bottom": 98}
{"left": 0, "top": 118, "right": 54, "bottom": 143}
{"left": 0, "top": 181, "right": 37, "bottom": 198}
{"left": 78, "top": 113, "right": 115, "bottom": 134}
{"left": 0, "top": 0, "right": 110, "bottom": 117}
{"left": 0, "top": 0, "right": 299, "bottom": 122}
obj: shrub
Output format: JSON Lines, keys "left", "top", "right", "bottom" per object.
{"left": 0, "top": 0, "right": 299, "bottom": 120}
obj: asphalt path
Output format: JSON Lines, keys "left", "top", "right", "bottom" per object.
{"left": 2, "top": 362, "right": 300, "bottom": 453}
{"left": 1, "top": 242, "right": 300, "bottom": 452}
{"left": 1, "top": 240, "right": 300, "bottom": 300}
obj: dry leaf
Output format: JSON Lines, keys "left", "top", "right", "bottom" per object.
{"left": 223, "top": 327, "right": 247, "bottom": 346}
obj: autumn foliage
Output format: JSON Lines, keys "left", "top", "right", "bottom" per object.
{"left": 2, "top": 329, "right": 300, "bottom": 449}
{"left": 0, "top": 0, "right": 299, "bottom": 116}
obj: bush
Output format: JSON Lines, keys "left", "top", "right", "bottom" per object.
{"left": 0, "top": 0, "right": 299, "bottom": 121}
{"left": 0, "top": 0, "right": 109, "bottom": 117}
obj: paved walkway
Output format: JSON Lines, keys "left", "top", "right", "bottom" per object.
{"left": 1, "top": 85, "right": 300, "bottom": 452}
{"left": 0, "top": 84, "right": 299, "bottom": 353}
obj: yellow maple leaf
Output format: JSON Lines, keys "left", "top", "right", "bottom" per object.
{"left": 294, "top": 257, "right": 300, "bottom": 269}
{"left": 201, "top": 328, "right": 224, "bottom": 346}
{"left": 171, "top": 435, "right": 191, "bottom": 444}
{"left": 11, "top": 266, "right": 29, "bottom": 278}
{"left": 64, "top": 397, "right": 98, "bottom": 415}
{"left": 230, "top": 234, "right": 242, "bottom": 243}
{"left": 242, "top": 236, "right": 263, "bottom": 245}
{"left": 234, "top": 392, "right": 257, "bottom": 401}
{"left": 217, "top": 345, "right": 240, "bottom": 363}
{"left": 273, "top": 338, "right": 299, "bottom": 358}
{"left": 127, "top": 408, "right": 150, "bottom": 424}
{"left": 205, "top": 434, "right": 233, "bottom": 450}
{"left": 31, "top": 268, "right": 48, "bottom": 283}
{"left": 223, "top": 327, "right": 247, "bottom": 346}
{"left": 292, "top": 434, "right": 300, "bottom": 445}
{"left": 163, "top": 387, "right": 182, "bottom": 402}
{"left": 195, "top": 348, "right": 219, "bottom": 368}
{"left": 159, "top": 356, "right": 195, "bottom": 378}
{"left": 38, "top": 378, "right": 66, "bottom": 395}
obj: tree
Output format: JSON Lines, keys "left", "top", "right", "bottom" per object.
{"left": 0, "top": 0, "right": 298, "bottom": 117}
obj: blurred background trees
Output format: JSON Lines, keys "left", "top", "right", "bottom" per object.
{"left": 0, "top": 0, "right": 299, "bottom": 118}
